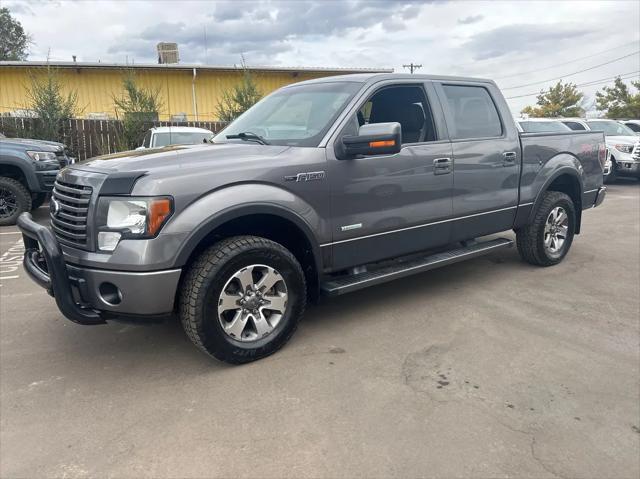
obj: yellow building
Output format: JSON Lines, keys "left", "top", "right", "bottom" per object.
{"left": 0, "top": 61, "right": 391, "bottom": 121}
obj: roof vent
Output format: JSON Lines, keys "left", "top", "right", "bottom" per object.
{"left": 157, "top": 43, "right": 179, "bottom": 64}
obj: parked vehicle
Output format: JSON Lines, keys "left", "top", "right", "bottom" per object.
{"left": 560, "top": 118, "right": 639, "bottom": 182}
{"left": 517, "top": 118, "right": 571, "bottom": 133}
{"left": 136, "top": 126, "right": 213, "bottom": 150}
{"left": 620, "top": 119, "right": 640, "bottom": 134}
{"left": 18, "top": 73, "right": 607, "bottom": 363}
{"left": 0, "top": 137, "right": 72, "bottom": 225}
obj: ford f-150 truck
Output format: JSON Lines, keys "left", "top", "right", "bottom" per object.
{"left": 18, "top": 73, "right": 607, "bottom": 363}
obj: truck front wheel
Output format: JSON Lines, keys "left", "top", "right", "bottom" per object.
{"left": 516, "top": 191, "right": 576, "bottom": 266}
{"left": 179, "top": 235, "right": 307, "bottom": 364}
{"left": 0, "top": 177, "right": 32, "bottom": 226}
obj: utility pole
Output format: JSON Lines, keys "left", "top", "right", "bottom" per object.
{"left": 403, "top": 63, "right": 422, "bottom": 74}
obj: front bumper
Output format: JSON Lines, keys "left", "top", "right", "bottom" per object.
{"left": 17, "top": 213, "right": 181, "bottom": 325}
{"left": 615, "top": 160, "right": 640, "bottom": 177}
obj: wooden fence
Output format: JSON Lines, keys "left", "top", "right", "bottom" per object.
{"left": 0, "top": 117, "right": 228, "bottom": 161}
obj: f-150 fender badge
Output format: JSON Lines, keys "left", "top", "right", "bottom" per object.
{"left": 284, "top": 171, "right": 326, "bottom": 182}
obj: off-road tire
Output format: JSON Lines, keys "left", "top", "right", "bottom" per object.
{"left": 516, "top": 191, "right": 576, "bottom": 267}
{"left": 31, "top": 193, "right": 47, "bottom": 210}
{"left": 179, "top": 235, "right": 306, "bottom": 364}
{"left": 0, "top": 177, "right": 32, "bottom": 226}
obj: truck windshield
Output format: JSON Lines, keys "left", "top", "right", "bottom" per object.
{"left": 588, "top": 121, "right": 636, "bottom": 137}
{"left": 215, "top": 82, "right": 361, "bottom": 147}
{"left": 519, "top": 121, "right": 570, "bottom": 133}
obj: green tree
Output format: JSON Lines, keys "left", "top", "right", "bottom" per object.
{"left": 216, "top": 65, "right": 262, "bottom": 122}
{"left": 521, "top": 80, "right": 585, "bottom": 118}
{"left": 25, "top": 67, "right": 79, "bottom": 142}
{"left": 595, "top": 77, "right": 640, "bottom": 119}
{"left": 0, "top": 7, "right": 31, "bottom": 60}
{"left": 113, "top": 72, "right": 163, "bottom": 150}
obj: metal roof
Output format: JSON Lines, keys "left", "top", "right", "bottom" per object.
{"left": 0, "top": 60, "right": 393, "bottom": 74}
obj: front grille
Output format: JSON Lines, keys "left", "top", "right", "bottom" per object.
{"left": 51, "top": 180, "right": 92, "bottom": 247}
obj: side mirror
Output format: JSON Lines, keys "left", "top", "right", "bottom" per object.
{"left": 341, "top": 122, "right": 402, "bottom": 158}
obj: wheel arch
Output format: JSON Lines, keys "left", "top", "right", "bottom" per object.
{"left": 529, "top": 167, "right": 583, "bottom": 234}
{"left": 174, "top": 204, "right": 323, "bottom": 303}
{"left": 0, "top": 160, "right": 34, "bottom": 190}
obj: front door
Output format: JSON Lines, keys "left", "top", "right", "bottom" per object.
{"left": 436, "top": 82, "right": 521, "bottom": 241}
{"left": 327, "top": 83, "right": 454, "bottom": 270}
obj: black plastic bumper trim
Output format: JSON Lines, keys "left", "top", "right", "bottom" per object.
{"left": 17, "top": 212, "right": 106, "bottom": 325}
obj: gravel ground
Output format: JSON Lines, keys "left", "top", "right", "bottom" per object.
{"left": 1, "top": 182, "right": 638, "bottom": 479}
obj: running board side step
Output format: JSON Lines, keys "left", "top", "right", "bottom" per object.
{"left": 321, "top": 238, "right": 513, "bottom": 296}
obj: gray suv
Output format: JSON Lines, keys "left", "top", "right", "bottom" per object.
{"left": 18, "top": 74, "right": 607, "bottom": 363}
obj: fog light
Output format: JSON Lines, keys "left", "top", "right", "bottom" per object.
{"left": 98, "top": 231, "right": 121, "bottom": 251}
{"left": 99, "top": 282, "right": 122, "bottom": 305}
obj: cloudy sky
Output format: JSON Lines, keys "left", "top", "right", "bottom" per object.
{"left": 4, "top": 0, "right": 640, "bottom": 113}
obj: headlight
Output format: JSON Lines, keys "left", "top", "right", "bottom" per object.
{"left": 96, "top": 196, "right": 173, "bottom": 251}
{"left": 614, "top": 144, "right": 634, "bottom": 153}
{"left": 27, "top": 150, "right": 57, "bottom": 161}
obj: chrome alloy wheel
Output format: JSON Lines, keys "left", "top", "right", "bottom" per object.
{"left": 544, "top": 206, "right": 569, "bottom": 255}
{"left": 217, "top": 264, "right": 288, "bottom": 342}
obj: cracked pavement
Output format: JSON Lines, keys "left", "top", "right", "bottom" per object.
{"left": 1, "top": 183, "right": 639, "bottom": 478}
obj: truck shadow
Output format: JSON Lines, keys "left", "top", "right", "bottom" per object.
{"left": 45, "top": 244, "right": 522, "bottom": 376}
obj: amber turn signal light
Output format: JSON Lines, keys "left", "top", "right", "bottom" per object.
{"left": 369, "top": 140, "right": 396, "bottom": 148}
{"left": 147, "top": 198, "right": 172, "bottom": 236}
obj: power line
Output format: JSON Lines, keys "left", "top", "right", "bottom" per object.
{"left": 504, "top": 71, "right": 640, "bottom": 99}
{"left": 403, "top": 63, "right": 422, "bottom": 74}
{"left": 493, "top": 40, "right": 640, "bottom": 80}
{"left": 501, "top": 51, "right": 640, "bottom": 90}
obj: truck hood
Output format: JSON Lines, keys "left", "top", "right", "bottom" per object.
{"left": 605, "top": 135, "right": 638, "bottom": 146}
{"left": 0, "top": 138, "right": 64, "bottom": 152}
{"left": 72, "top": 143, "right": 291, "bottom": 176}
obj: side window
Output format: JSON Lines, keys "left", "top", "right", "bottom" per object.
{"left": 356, "top": 85, "right": 437, "bottom": 144}
{"left": 441, "top": 85, "right": 502, "bottom": 139}
{"left": 142, "top": 131, "right": 152, "bottom": 148}
{"left": 626, "top": 123, "right": 640, "bottom": 132}
{"left": 563, "top": 121, "right": 586, "bottom": 131}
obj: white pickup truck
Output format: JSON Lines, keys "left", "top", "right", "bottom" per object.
{"left": 137, "top": 126, "right": 214, "bottom": 150}
{"left": 561, "top": 118, "right": 639, "bottom": 182}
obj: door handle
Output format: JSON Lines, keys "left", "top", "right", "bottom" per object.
{"left": 434, "top": 157, "right": 452, "bottom": 175}
{"left": 503, "top": 151, "right": 517, "bottom": 166}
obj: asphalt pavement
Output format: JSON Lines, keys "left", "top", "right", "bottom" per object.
{"left": 1, "top": 183, "right": 638, "bottom": 478}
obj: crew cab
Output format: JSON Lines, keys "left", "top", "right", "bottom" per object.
{"left": 561, "top": 118, "right": 639, "bottom": 182}
{"left": 18, "top": 73, "right": 607, "bottom": 364}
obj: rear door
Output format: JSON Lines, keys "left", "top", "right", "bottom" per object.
{"left": 435, "top": 82, "right": 521, "bottom": 241}
{"left": 327, "top": 81, "right": 453, "bottom": 270}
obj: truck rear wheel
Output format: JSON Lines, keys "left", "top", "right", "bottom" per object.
{"left": 179, "top": 235, "right": 306, "bottom": 364}
{"left": 516, "top": 191, "right": 576, "bottom": 266}
{"left": 0, "top": 177, "right": 32, "bottom": 226}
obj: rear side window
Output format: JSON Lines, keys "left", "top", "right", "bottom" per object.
{"left": 562, "top": 121, "right": 586, "bottom": 131}
{"left": 442, "top": 85, "right": 502, "bottom": 139}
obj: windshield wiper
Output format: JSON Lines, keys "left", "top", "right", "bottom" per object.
{"left": 225, "top": 131, "right": 270, "bottom": 145}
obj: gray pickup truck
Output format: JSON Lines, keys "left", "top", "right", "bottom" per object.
{"left": 1, "top": 135, "right": 72, "bottom": 225}
{"left": 18, "top": 73, "right": 607, "bottom": 363}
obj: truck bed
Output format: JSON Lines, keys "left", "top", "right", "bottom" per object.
{"left": 519, "top": 130, "right": 605, "bottom": 207}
